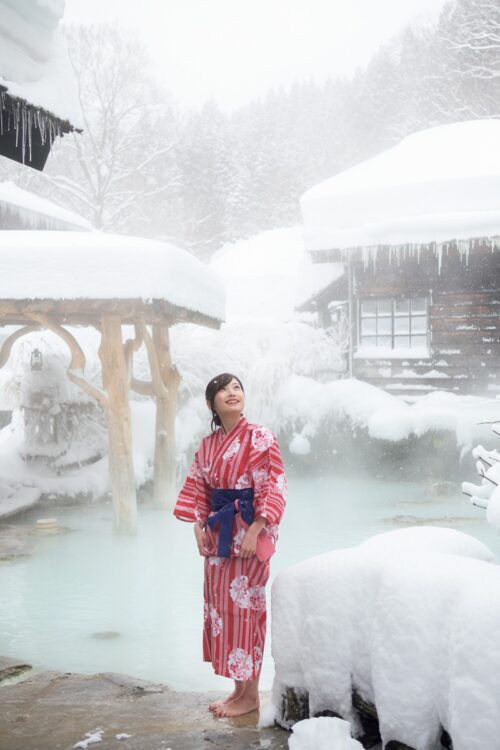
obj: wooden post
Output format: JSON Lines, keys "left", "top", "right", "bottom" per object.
{"left": 152, "top": 324, "right": 180, "bottom": 508}
{"left": 99, "top": 315, "right": 137, "bottom": 534}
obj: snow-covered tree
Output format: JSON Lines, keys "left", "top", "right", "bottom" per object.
{"left": 437, "top": 0, "right": 500, "bottom": 118}
{"left": 8, "top": 25, "right": 180, "bottom": 236}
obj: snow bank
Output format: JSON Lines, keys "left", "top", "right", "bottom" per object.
{"left": 0, "top": 231, "right": 224, "bottom": 323}
{"left": 271, "top": 527, "right": 499, "bottom": 750}
{"left": 171, "top": 227, "right": 345, "bottom": 462}
{"left": 171, "top": 320, "right": 343, "bottom": 463}
{"left": 279, "top": 374, "right": 500, "bottom": 453}
{"left": 301, "top": 120, "right": 500, "bottom": 253}
{"left": 211, "top": 227, "right": 306, "bottom": 321}
{"left": 289, "top": 717, "right": 363, "bottom": 750}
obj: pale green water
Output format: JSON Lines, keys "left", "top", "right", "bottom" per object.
{"left": 1, "top": 475, "right": 497, "bottom": 692}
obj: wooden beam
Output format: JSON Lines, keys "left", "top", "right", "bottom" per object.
{"left": 0, "top": 324, "right": 41, "bottom": 369}
{"left": 26, "top": 313, "right": 107, "bottom": 407}
{"left": 99, "top": 315, "right": 137, "bottom": 534}
{"left": 0, "top": 298, "right": 220, "bottom": 329}
{"left": 151, "top": 324, "right": 180, "bottom": 509}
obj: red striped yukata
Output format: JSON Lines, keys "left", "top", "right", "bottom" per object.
{"left": 174, "top": 416, "right": 286, "bottom": 680}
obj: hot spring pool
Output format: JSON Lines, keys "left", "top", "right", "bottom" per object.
{"left": 1, "top": 474, "right": 497, "bottom": 692}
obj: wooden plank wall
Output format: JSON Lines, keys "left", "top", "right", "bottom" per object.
{"left": 352, "top": 247, "right": 500, "bottom": 396}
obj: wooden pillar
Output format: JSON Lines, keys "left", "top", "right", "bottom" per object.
{"left": 99, "top": 315, "right": 137, "bottom": 534}
{"left": 152, "top": 324, "right": 180, "bottom": 508}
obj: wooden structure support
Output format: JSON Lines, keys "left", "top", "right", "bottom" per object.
{"left": 0, "top": 295, "right": 220, "bottom": 533}
{"left": 99, "top": 316, "right": 137, "bottom": 534}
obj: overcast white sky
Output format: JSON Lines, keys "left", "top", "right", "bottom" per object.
{"left": 64, "top": 0, "right": 448, "bottom": 110}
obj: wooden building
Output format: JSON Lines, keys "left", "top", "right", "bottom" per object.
{"left": 0, "top": 0, "right": 81, "bottom": 170}
{"left": 299, "top": 120, "right": 500, "bottom": 397}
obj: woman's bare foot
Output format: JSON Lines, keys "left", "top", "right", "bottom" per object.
{"left": 208, "top": 683, "right": 244, "bottom": 712}
{"left": 208, "top": 691, "right": 238, "bottom": 712}
{"left": 213, "top": 694, "right": 259, "bottom": 717}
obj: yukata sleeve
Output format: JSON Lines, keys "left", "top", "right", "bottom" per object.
{"left": 173, "top": 451, "right": 211, "bottom": 524}
{"left": 249, "top": 428, "right": 287, "bottom": 526}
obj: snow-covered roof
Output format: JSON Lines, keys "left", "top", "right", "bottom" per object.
{"left": 0, "top": 181, "right": 92, "bottom": 231}
{"left": 0, "top": 0, "right": 82, "bottom": 128}
{"left": 301, "top": 120, "right": 500, "bottom": 253}
{"left": 0, "top": 231, "right": 225, "bottom": 324}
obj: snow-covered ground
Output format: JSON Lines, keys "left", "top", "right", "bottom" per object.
{"left": 288, "top": 717, "right": 363, "bottom": 750}
{"left": 269, "top": 526, "right": 500, "bottom": 750}
{"left": 279, "top": 375, "right": 500, "bottom": 456}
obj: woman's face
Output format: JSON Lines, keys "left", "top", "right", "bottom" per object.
{"left": 211, "top": 378, "right": 245, "bottom": 422}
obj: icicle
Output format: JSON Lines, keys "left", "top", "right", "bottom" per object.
{"left": 14, "top": 100, "right": 19, "bottom": 148}
{"left": 27, "top": 107, "right": 32, "bottom": 163}
{"left": 437, "top": 244, "right": 443, "bottom": 274}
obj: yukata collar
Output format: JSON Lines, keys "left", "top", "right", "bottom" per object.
{"left": 212, "top": 416, "right": 248, "bottom": 466}
{"left": 220, "top": 415, "right": 247, "bottom": 439}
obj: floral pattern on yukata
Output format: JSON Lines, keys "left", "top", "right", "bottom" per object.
{"left": 203, "top": 602, "right": 209, "bottom": 621}
{"left": 235, "top": 472, "right": 252, "bottom": 489}
{"left": 252, "top": 467, "right": 268, "bottom": 490}
{"left": 227, "top": 647, "right": 254, "bottom": 681}
{"left": 187, "top": 461, "right": 203, "bottom": 479}
{"left": 208, "top": 556, "right": 223, "bottom": 566}
{"left": 251, "top": 426, "right": 274, "bottom": 452}
{"left": 263, "top": 523, "right": 279, "bottom": 544}
{"left": 276, "top": 472, "right": 288, "bottom": 499}
{"left": 201, "top": 462, "right": 212, "bottom": 480}
{"left": 232, "top": 528, "right": 246, "bottom": 556}
{"left": 254, "top": 646, "right": 263, "bottom": 672}
{"left": 209, "top": 606, "right": 223, "bottom": 637}
{"left": 223, "top": 438, "right": 241, "bottom": 461}
{"left": 229, "top": 575, "right": 266, "bottom": 610}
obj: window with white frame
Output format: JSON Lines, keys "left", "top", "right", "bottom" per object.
{"left": 359, "top": 297, "right": 428, "bottom": 350}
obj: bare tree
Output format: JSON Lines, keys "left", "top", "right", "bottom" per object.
{"left": 32, "top": 25, "right": 181, "bottom": 235}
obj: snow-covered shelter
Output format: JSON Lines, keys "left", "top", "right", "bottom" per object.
{"left": 0, "top": 230, "right": 224, "bottom": 533}
{"left": 0, "top": 0, "right": 81, "bottom": 170}
{"left": 0, "top": 181, "right": 92, "bottom": 231}
{"left": 300, "top": 120, "right": 500, "bottom": 396}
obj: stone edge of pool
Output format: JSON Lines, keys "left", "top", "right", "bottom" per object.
{"left": 0, "top": 655, "right": 288, "bottom": 750}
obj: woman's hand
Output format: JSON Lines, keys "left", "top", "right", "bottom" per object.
{"left": 239, "top": 525, "right": 258, "bottom": 558}
{"left": 194, "top": 522, "right": 213, "bottom": 556}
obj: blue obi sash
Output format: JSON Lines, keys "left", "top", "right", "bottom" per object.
{"left": 207, "top": 488, "right": 255, "bottom": 558}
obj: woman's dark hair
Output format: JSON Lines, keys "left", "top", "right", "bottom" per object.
{"left": 205, "top": 373, "right": 244, "bottom": 432}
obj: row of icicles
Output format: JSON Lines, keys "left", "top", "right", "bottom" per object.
{"left": 0, "top": 89, "right": 64, "bottom": 165}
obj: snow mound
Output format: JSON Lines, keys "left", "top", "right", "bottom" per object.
{"left": 271, "top": 526, "right": 499, "bottom": 750}
{"left": 289, "top": 717, "right": 363, "bottom": 750}
{"left": 279, "top": 374, "right": 500, "bottom": 451}
{"left": 211, "top": 227, "right": 305, "bottom": 321}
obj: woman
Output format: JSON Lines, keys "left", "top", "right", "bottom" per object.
{"left": 173, "top": 373, "right": 287, "bottom": 718}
